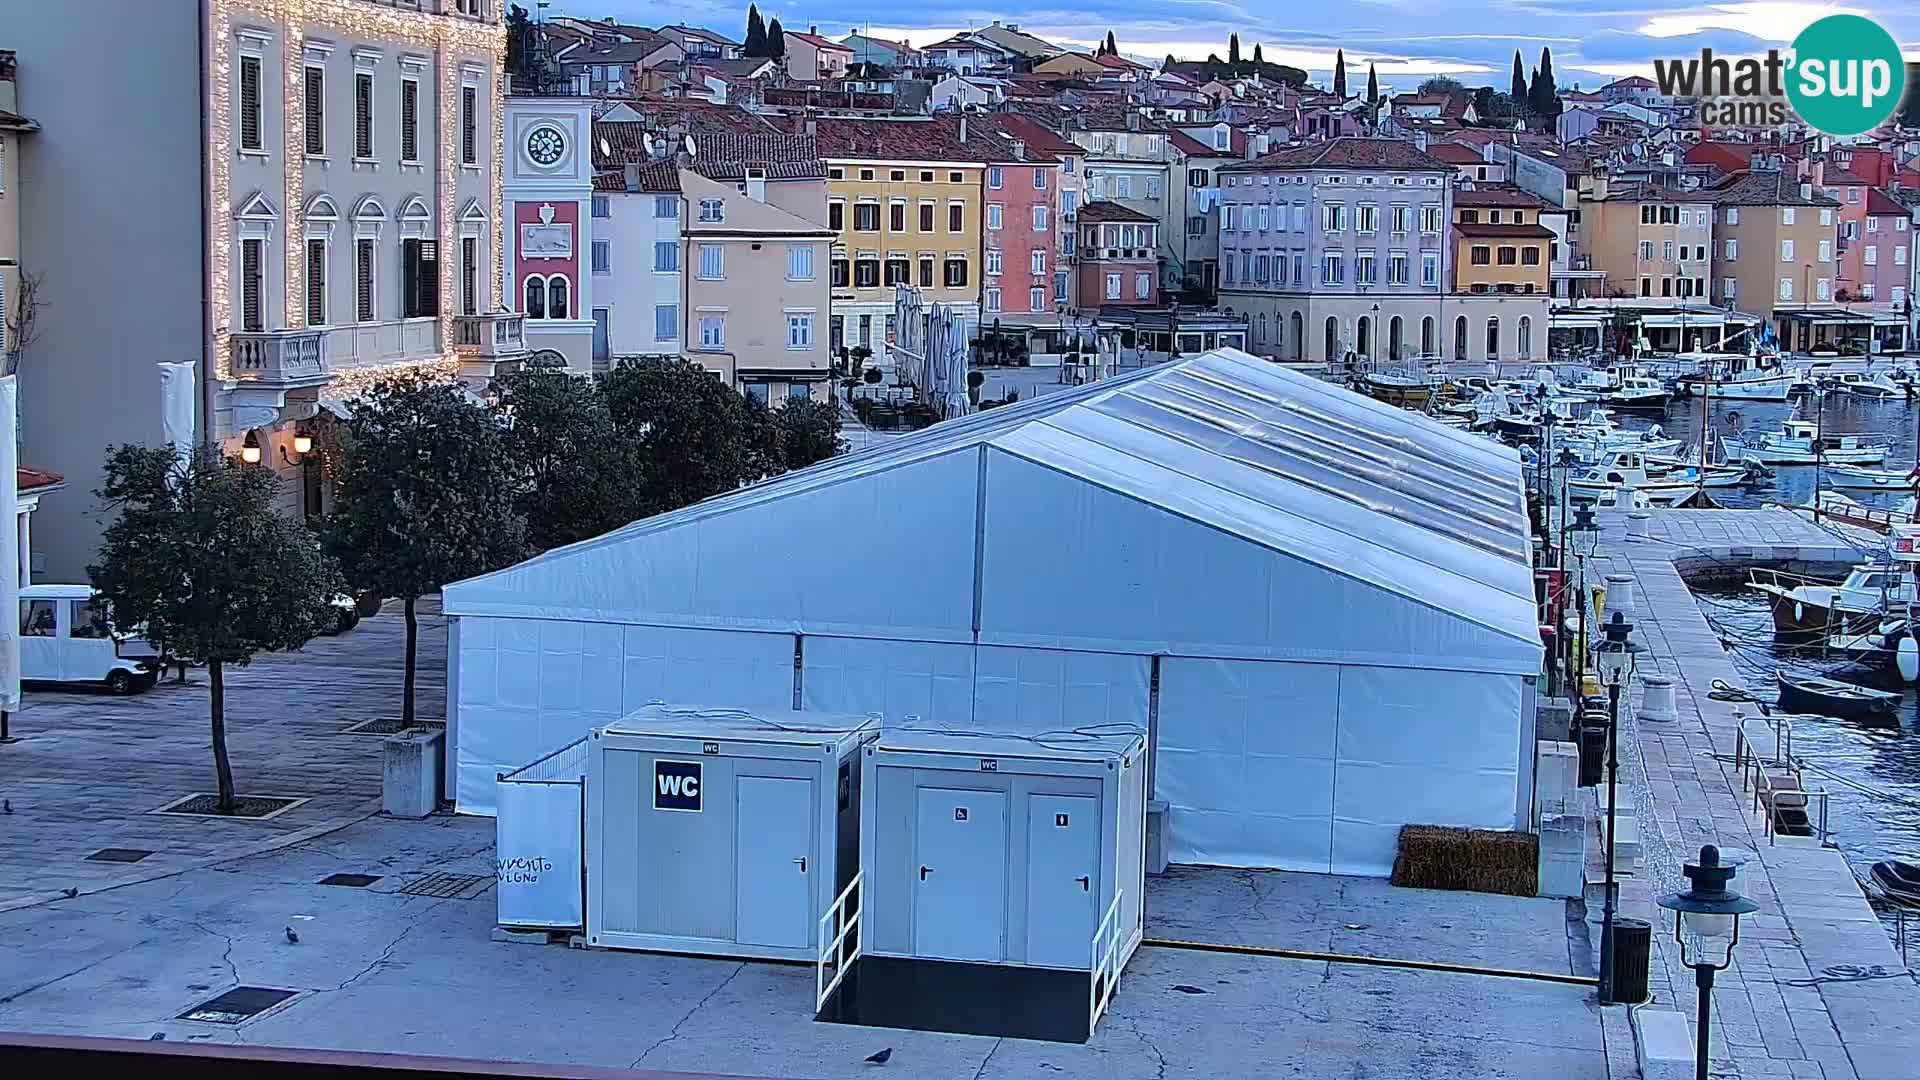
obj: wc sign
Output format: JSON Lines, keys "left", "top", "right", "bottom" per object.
{"left": 654, "top": 760, "right": 702, "bottom": 812}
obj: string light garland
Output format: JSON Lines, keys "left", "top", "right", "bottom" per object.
{"left": 325, "top": 354, "right": 462, "bottom": 400}
{"left": 208, "top": 0, "right": 505, "bottom": 391}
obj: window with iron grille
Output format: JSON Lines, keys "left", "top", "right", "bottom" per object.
{"left": 354, "top": 73, "right": 374, "bottom": 158}
{"left": 306, "top": 239, "right": 328, "bottom": 324}
{"left": 304, "top": 67, "right": 325, "bottom": 155}
{"left": 400, "top": 79, "right": 419, "bottom": 162}
{"left": 356, "top": 238, "right": 376, "bottom": 321}
{"left": 461, "top": 86, "right": 477, "bottom": 164}
{"left": 240, "top": 238, "right": 264, "bottom": 331}
{"left": 239, "top": 55, "right": 263, "bottom": 151}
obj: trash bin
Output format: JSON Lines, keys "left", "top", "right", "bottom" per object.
{"left": 1607, "top": 917, "right": 1652, "bottom": 1004}
{"left": 1577, "top": 718, "right": 1607, "bottom": 788}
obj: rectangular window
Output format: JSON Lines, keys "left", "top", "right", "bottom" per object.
{"left": 655, "top": 303, "right": 678, "bottom": 341}
{"left": 1355, "top": 253, "right": 1375, "bottom": 286}
{"left": 591, "top": 195, "right": 610, "bottom": 218}
{"left": 1640, "top": 241, "right": 1654, "bottom": 262}
{"left": 1779, "top": 277, "right": 1792, "bottom": 300}
{"left": 1421, "top": 251, "right": 1438, "bottom": 287}
{"left": 306, "top": 239, "right": 328, "bottom": 324}
{"left": 354, "top": 73, "right": 374, "bottom": 158}
{"left": 591, "top": 239, "right": 610, "bottom": 273}
{"left": 1818, "top": 239, "right": 1832, "bottom": 263}
{"left": 987, "top": 204, "right": 1003, "bottom": 231}
{"left": 1471, "top": 246, "right": 1492, "bottom": 266}
{"left": 460, "top": 235, "right": 477, "bottom": 315}
{"left": 1358, "top": 205, "right": 1378, "bottom": 233}
{"left": 401, "top": 238, "right": 438, "bottom": 318}
{"left": 787, "top": 245, "right": 814, "bottom": 280}
{"left": 1781, "top": 239, "right": 1794, "bottom": 261}
{"left": 1521, "top": 246, "right": 1540, "bottom": 266}
{"left": 699, "top": 315, "right": 724, "bottom": 348}
{"left": 1781, "top": 207, "right": 1795, "bottom": 226}
{"left": 918, "top": 257, "right": 933, "bottom": 288}
{"left": 882, "top": 256, "right": 908, "bottom": 285}
{"left": 854, "top": 203, "right": 879, "bottom": 231}
{"left": 655, "top": 195, "right": 677, "bottom": 219}
{"left": 828, "top": 201, "right": 845, "bottom": 230}
{"left": 356, "top": 238, "right": 376, "bottom": 321}
{"left": 698, "top": 199, "right": 724, "bottom": 223}
{"left": 240, "top": 237, "right": 264, "bottom": 332}
{"left": 1497, "top": 247, "right": 1517, "bottom": 266}
{"left": 1105, "top": 273, "right": 1121, "bottom": 299}
{"left": 787, "top": 313, "right": 813, "bottom": 349}
{"left": 1033, "top": 206, "right": 1048, "bottom": 232}
{"left": 654, "top": 241, "right": 678, "bottom": 272}
{"left": 461, "top": 85, "right": 477, "bottom": 164}
{"left": 949, "top": 203, "right": 964, "bottom": 232}
{"left": 1725, "top": 239, "right": 1738, "bottom": 260}
{"left": 988, "top": 166, "right": 1003, "bottom": 189}
{"left": 399, "top": 78, "right": 419, "bottom": 162}
{"left": 830, "top": 258, "right": 849, "bottom": 287}
{"left": 854, "top": 258, "right": 879, "bottom": 288}
{"left": 698, "top": 243, "right": 724, "bottom": 279}
{"left": 919, "top": 202, "right": 934, "bottom": 231}
{"left": 888, "top": 201, "right": 905, "bottom": 232}
{"left": 985, "top": 287, "right": 1001, "bottom": 313}
{"left": 239, "top": 54, "right": 263, "bottom": 152}
{"left": 984, "top": 249, "right": 1002, "bottom": 276}
{"left": 943, "top": 258, "right": 968, "bottom": 287}
{"left": 1388, "top": 251, "right": 1408, "bottom": 285}
{"left": 1421, "top": 205, "right": 1441, "bottom": 233}
{"left": 1029, "top": 286, "right": 1045, "bottom": 311}
{"left": 1662, "top": 241, "right": 1674, "bottom": 262}
{"left": 1054, "top": 270, "right": 1068, "bottom": 299}
{"left": 304, "top": 66, "right": 326, "bottom": 155}
{"left": 1322, "top": 252, "right": 1343, "bottom": 284}
{"left": 1034, "top": 169, "right": 1048, "bottom": 190}
{"left": 1135, "top": 271, "right": 1150, "bottom": 298}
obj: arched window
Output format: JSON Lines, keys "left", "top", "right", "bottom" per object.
{"left": 547, "top": 275, "right": 570, "bottom": 319}
{"left": 1324, "top": 316, "right": 1339, "bottom": 362}
{"left": 1356, "top": 316, "right": 1371, "bottom": 359}
{"left": 1421, "top": 316, "right": 1436, "bottom": 356}
{"left": 1388, "top": 316, "right": 1404, "bottom": 362}
{"left": 1258, "top": 312, "right": 1269, "bottom": 346}
{"left": 1486, "top": 317, "right": 1500, "bottom": 360}
{"left": 524, "top": 275, "right": 546, "bottom": 319}
{"left": 1518, "top": 316, "right": 1533, "bottom": 360}
{"left": 1290, "top": 311, "right": 1304, "bottom": 361}
{"left": 1453, "top": 316, "right": 1468, "bottom": 360}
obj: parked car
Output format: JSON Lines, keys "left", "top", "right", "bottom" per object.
{"left": 17, "top": 585, "right": 161, "bottom": 694}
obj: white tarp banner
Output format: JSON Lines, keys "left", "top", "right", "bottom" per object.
{"left": 495, "top": 737, "right": 587, "bottom": 929}
{"left": 157, "top": 361, "right": 197, "bottom": 470}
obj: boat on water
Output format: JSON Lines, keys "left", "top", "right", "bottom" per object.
{"left": 1565, "top": 451, "right": 1713, "bottom": 507}
{"left": 1720, "top": 419, "right": 1890, "bottom": 466}
{"left": 1749, "top": 561, "right": 1916, "bottom": 641}
{"left": 1359, "top": 367, "right": 1434, "bottom": 407}
{"left": 1823, "top": 370, "right": 1904, "bottom": 399}
{"left": 1871, "top": 860, "right": 1920, "bottom": 906}
{"left": 1609, "top": 373, "right": 1671, "bottom": 410}
{"left": 1824, "top": 464, "right": 1919, "bottom": 491}
{"left": 1675, "top": 367, "right": 1794, "bottom": 402}
{"left": 1775, "top": 673, "right": 1902, "bottom": 722}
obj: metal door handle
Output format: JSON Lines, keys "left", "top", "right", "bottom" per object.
{"left": 919, "top": 865, "right": 931, "bottom": 880}
{"left": 1076, "top": 875, "right": 1090, "bottom": 891}
{"left": 795, "top": 857, "right": 808, "bottom": 873}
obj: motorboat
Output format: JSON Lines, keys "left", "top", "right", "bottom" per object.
{"left": 1359, "top": 367, "right": 1434, "bottom": 407}
{"left": 1720, "top": 419, "right": 1890, "bottom": 465}
{"left": 1750, "top": 561, "right": 1915, "bottom": 641}
{"left": 1775, "top": 673, "right": 1902, "bottom": 722}
{"left": 1870, "top": 860, "right": 1920, "bottom": 905}
{"left": 1824, "top": 370, "right": 1904, "bottom": 399}
{"left": 1565, "top": 451, "right": 1707, "bottom": 507}
{"left": 1824, "top": 465, "right": 1919, "bottom": 492}
{"left": 1675, "top": 367, "right": 1794, "bottom": 402}
{"left": 1608, "top": 373, "right": 1671, "bottom": 410}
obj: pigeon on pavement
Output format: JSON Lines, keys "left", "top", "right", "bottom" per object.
{"left": 285, "top": 926, "right": 300, "bottom": 944}
{"left": 864, "top": 1048, "right": 893, "bottom": 1065}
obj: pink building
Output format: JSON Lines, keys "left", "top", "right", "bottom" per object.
{"left": 981, "top": 145, "right": 1060, "bottom": 317}
{"left": 1815, "top": 161, "right": 1872, "bottom": 301}
{"left": 1857, "top": 188, "right": 1911, "bottom": 308}
{"left": 1073, "top": 201, "right": 1159, "bottom": 308}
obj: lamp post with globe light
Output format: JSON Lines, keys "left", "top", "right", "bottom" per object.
{"left": 1659, "top": 845, "right": 1758, "bottom": 1080}
{"left": 1594, "top": 609, "right": 1646, "bottom": 1003}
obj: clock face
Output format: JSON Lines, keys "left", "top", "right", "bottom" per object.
{"left": 526, "top": 126, "right": 565, "bottom": 166}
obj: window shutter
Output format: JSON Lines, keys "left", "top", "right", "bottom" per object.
{"left": 306, "top": 240, "right": 327, "bottom": 324}
{"left": 400, "top": 80, "right": 418, "bottom": 162}
{"left": 461, "top": 236, "right": 477, "bottom": 315}
{"left": 0, "top": 274, "right": 7, "bottom": 354}
{"left": 304, "top": 67, "right": 325, "bottom": 155}
{"left": 240, "top": 239, "right": 263, "bottom": 332}
{"left": 461, "top": 87, "right": 477, "bottom": 164}
{"left": 354, "top": 74, "right": 373, "bottom": 158}
{"left": 239, "top": 56, "right": 262, "bottom": 151}
{"left": 356, "top": 239, "right": 375, "bottom": 321}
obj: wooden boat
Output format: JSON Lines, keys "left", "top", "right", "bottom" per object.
{"left": 1360, "top": 368, "right": 1434, "bottom": 407}
{"left": 1676, "top": 367, "right": 1794, "bottom": 402}
{"left": 1749, "top": 563, "right": 1914, "bottom": 641}
{"left": 1870, "top": 860, "right": 1920, "bottom": 905}
{"left": 1721, "top": 420, "right": 1890, "bottom": 466}
{"left": 1824, "top": 465, "right": 1919, "bottom": 491}
{"left": 1775, "top": 673, "right": 1902, "bottom": 721}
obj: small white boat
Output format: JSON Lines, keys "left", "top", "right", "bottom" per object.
{"left": 1566, "top": 451, "right": 1704, "bottom": 506}
{"left": 1826, "top": 370, "right": 1904, "bottom": 399}
{"left": 1609, "top": 373, "right": 1671, "bottom": 410}
{"left": 1677, "top": 367, "right": 1793, "bottom": 402}
{"left": 1825, "top": 465, "right": 1919, "bottom": 491}
{"left": 1721, "top": 420, "right": 1890, "bottom": 466}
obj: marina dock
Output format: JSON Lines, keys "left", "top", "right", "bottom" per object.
{"left": 1581, "top": 507, "right": 1920, "bottom": 1080}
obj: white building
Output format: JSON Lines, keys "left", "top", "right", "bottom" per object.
{"left": 442, "top": 350, "right": 1541, "bottom": 878}
{"left": 593, "top": 162, "right": 683, "bottom": 362}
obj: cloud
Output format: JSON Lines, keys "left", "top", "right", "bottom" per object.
{"left": 1575, "top": 27, "right": 1778, "bottom": 63}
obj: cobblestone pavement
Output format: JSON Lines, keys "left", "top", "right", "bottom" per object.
{"left": 0, "top": 598, "right": 446, "bottom": 910}
{"left": 1581, "top": 508, "right": 1920, "bottom": 1080}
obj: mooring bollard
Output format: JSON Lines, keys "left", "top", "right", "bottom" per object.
{"left": 1625, "top": 512, "right": 1651, "bottom": 541}
{"left": 1638, "top": 675, "right": 1677, "bottom": 723}
{"left": 1604, "top": 573, "right": 1637, "bottom": 623}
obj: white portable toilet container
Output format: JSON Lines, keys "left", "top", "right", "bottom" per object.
{"left": 586, "top": 703, "right": 878, "bottom": 962}
{"left": 822, "top": 727, "right": 1146, "bottom": 1043}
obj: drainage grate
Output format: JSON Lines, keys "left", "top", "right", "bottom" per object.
{"left": 318, "top": 872, "right": 382, "bottom": 888}
{"left": 398, "top": 872, "right": 492, "bottom": 899}
{"left": 86, "top": 848, "right": 154, "bottom": 863}
{"left": 179, "top": 986, "right": 298, "bottom": 1024}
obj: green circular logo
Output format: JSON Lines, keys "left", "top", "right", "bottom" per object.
{"left": 1785, "top": 15, "right": 1906, "bottom": 137}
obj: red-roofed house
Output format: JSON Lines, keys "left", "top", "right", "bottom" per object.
{"left": 1425, "top": 142, "right": 1504, "bottom": 184}
{"left": 1854, "top": 187, "right": 1911, "bottom": 310}
{"left": 1074, "top": 201, "right": 1160, "bottom": 308}
{"left": 783, "top": 27, "right": 854, "bottom": 81}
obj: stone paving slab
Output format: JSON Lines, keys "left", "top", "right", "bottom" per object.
{"left": 1578, "top": 508, "right": 1920, "bottom": 1080}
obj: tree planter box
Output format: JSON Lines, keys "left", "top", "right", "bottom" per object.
{"left": 383, "top": 727, "right": 445, "bottom": 818}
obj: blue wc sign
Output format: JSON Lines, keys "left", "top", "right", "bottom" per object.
{"left": 654, "top": 760, "right": 703, "bottom": 812}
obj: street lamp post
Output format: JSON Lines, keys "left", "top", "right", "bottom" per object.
{"left": 1659, "top": 845, "right": 1759, "bottom": 1080}
{"left": 1594, "top": 609, "right": 1646, "bottom": 1004}
{"left": 1568, "top": 500, "right": 1600, "bottom": 691}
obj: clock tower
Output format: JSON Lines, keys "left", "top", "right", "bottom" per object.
{"left": 503, "top": 95, "right": 595, "bottom": 371}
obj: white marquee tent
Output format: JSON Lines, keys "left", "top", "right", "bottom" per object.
{"left": 443, "top": 349, "right": 1542, "bottom": 876}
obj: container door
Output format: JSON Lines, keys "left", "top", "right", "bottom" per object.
{"left": 1024, "top": 794, "right": 1100, "bottom": 968}
{"left": 735, "top": 775, "right": 814, "bottom": 949}
{"left": 912, "top": 787, "right": 1008, "bottom": 962}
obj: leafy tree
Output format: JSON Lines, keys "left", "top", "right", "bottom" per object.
{"left": 1333, "top": 49, "right": 1346, "bottom": 98}
{"left": 506, "top": 4, "right": 532, "bottom": 82}
{"left": 324, "top": 374, "right": 528, "bottom": 728}
{"left": 601, "top": 358, "right": 769, "bottom": 514}
{"left": 744, "top": 4, "right": 767, "bottom": 58}
{"left": 1510, "top": 51, "right": 1528, "bottom": 111}
{"left": 1419, "top": 75, "right": 1465, "bottom": 96}
{"left": 1229, "top": 35, "right": 1240, "bottom": 66}
{"left": 1252, "top": 43, "right": 1262, "bottom": 65}
{"left": 1366, "top": 64, "right": 1380, "bottom": 125}
{"left": 768, "top": 399, "right": 845, "bottom": 471}
{"left": 767, "top": 17, "right": 786, "bottom": 62}
{"left": 90, "top": 446, "right": 339, "bottom": 812}
{"left": 493, "top": 367, "right": 648, "bottom": 551}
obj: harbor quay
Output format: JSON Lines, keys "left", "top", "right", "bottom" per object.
{"left": 1569, "top": 506, "right": 1920, "bottom": 1080}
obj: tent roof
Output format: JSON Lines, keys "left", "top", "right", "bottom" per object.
{"left": 446, "top": 350, "right": 1538, "bottom": 664}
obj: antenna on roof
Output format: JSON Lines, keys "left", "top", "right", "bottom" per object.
{"left": 684, "top": 134, "right": 698, "bottom": 159}
{"left": 598, "top": 136, "right": 612, "bottom": 158}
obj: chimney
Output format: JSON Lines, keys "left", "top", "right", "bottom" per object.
{"left": 624, "top": 162, "right": 641, "bottom": 192}
{"left": 806, "top": 115, "right": 817, "bottom": 138}
{"left": 1800, "top": 181, "right": 1813, "bottom": 200}
{"left": 959, "top": 115, "right": 968, "bottom": 142}
{"left": 1126, "top": 112, "right": 1140, "bottom": 131}
{"left": 746, "top": 167, "right": 768, "bottom": 202}
{"left": 1008, "top": 23, "right": 1020, "bottom": 32}
{"left": 809, "top": 25, "right": 817, "bottom": 34}
{"left": 1243, "top": 137, "right": 1257, "bottom": 160}
{"left": 1011, "top": 139, "right": 1025, "bottom": 160}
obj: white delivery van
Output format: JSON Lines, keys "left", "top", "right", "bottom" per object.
{"left": 18, "top": 585, "right": 161, "bottom": 694}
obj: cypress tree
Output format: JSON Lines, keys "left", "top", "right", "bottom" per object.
{"left": 744, "top": 4, "right": 766, "bottom": 58}
{"left": 1510, "top": 50, "right": 1528, "bottom": 110}
{"left": 1366, "top": 64, "right": 1380, "bottom": 125}
{"left": 1333, "top": 49, "right": 1346, "bottom": 98}
{"left": 1532, "top": 47, "right": 1559, "bottom": 118}
{"left": 1104, "top": 31, "right": 1118, "bottom": 57}
{"left": 767, "top": 17, "right": 786, "bottom": 61}
{"left": 1252, "top": 43, "right": 1263, "bottom": 65}
{"left": 1229, "top": 34, "right": 1241, "bottom": 66}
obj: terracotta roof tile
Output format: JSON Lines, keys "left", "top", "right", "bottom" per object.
{"left": 18, "top": 466, "right": 63, "bottom": 492}
{"left": 1710, "top": 170, "right": 1840, "bottom": 207}
{"left": 1866, "top": 187, "right": 1909, "bottom": 216}
{"left": 809, "top": 114, "right": 1048, "bottom": 164}
{"left": 1454, "top": 222, "right": 1557, "bottom": 239}
{"left": 1424, "top": 143, "right": 1486, "bottom": 165}
{"left": 1077, "top": 200, "right": 1156, "bottom": 223}
{"left": 1453, "top": 185, "right": 1554, "bottom": 209}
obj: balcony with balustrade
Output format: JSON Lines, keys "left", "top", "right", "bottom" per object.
{"left": 451, "top": 311, "right": 529, "bottom": 381}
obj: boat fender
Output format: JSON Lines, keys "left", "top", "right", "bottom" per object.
{"left": 1794, "top": 602, "right": 1805, "bottom": 624}
{"left": 1897, "top": 633, "right": 1919, "bottom": 684}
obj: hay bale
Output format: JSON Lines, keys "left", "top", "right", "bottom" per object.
{"left": 1390, "top": 825, "right": 1539, "bottom": 897}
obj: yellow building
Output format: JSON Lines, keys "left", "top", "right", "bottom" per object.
{"left": 1706, "top": 170, "right": 1841, "bottom": 348}
{"left": 1575, "top": 174, "right": 1716, "bottom": 302}
{"left": 812, "top": 115, "right": 993, "bottom": 361}
{"left": 0, "top": 50, "right": 33, "bottom": 363}
{"left": 1451, "top": 188, "right": 1553, "bottom": 295}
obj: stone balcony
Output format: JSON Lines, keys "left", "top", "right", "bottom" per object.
{"left": 230, "top": 328, "right": 330, "bottom": 388}
{"left": 323, "top": 317, "right": 442, "bottom": 371}
{"left": 452, "top": 311, "right": 529, "bottom": 383}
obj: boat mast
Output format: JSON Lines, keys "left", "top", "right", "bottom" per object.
{"left": 1813, "top": 387, "right": 1825, "bottom": 523}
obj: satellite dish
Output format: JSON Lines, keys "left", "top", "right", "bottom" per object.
{"left": 598, "top": 136, "right": 611, "bottom": 158}
{"left": 684, "top": 134, "right": 698, "bottom": 159}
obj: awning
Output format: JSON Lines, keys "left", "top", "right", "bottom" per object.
{"left": 1776, "top": 310, "right": 1872, "bottom": 325}
{"left": 1637, "top": 312, "right": 1737, "bottom": 329}
{"left": 1549, "top": 313, "right": 1609, "bottom": 330}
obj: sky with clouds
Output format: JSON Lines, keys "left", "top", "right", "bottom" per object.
{"left": 551, "top": 1, "right": 1918, "bottom": 90}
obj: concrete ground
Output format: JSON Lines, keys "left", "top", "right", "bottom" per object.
{"left": 0, "top": 813, "right": 1605, "bottom": 1079}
